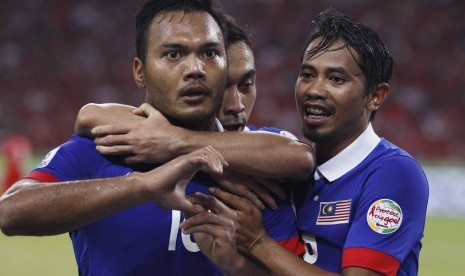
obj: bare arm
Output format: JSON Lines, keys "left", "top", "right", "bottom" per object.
{"left": 0, "top": 146, "right": 226, "bottom": 236}
{"left": 74, "top": 103, "right": 296, "bottom": 209}
{"left": 74, "top": 103, "right": 141, "bottom": 137}
{"left": 93, "top": 103, "right": 315, "bottom": 181}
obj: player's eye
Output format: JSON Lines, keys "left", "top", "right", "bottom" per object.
{"left": 239, "top": 79, "right": 254, "bottom": 92}
{"left": 300, "top": 71, "right": 314, "bottom": 80}
{"left": 330, "top": 75, "right": 346, "bottom": 85}
{"left": 166, "top": 51, "right": 181, "bottom": 59}
{"left": 203, "top": 50, "right": 217, "bottom": 59}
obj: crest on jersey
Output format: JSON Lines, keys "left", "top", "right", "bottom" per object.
{"left": 367, "top": 199, "right": 402, "bottom": 234}
{"left": 37, "top": 147, "right": 60, "bottom": 168}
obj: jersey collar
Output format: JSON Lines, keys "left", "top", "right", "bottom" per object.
{"left": 315, "top": 123, "right": 381, "bottom": 182}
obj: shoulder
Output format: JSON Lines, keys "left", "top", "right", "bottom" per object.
{"left": 31, "top": 135, "right": 114, "bottom": 181}
{"left": 370, "top": 139, "right": 427, "bottom": 183}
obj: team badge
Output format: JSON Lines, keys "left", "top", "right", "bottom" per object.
{"left": 367, "top": 199, "right": 402, "bottom": 234}
{"left": 37, "top": 147, "right": 60, "bottom": 168}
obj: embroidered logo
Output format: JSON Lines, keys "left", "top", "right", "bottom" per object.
{"left": 367, "top": 199, "right": 402, "bottom": 234}
{"left": 37, "top": 147, "right": 60, "bottom": 168}
{"left": 316, "top": 199, "right": 351, "bottom": 225}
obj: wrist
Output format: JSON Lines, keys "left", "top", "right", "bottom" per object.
{"left": 171, "top": 127, "right": 194, "bottom": 156}
{"left": 222, "top": 254, "right": 248, "bottom": 276}
{"left": 247, "top": 233, "right": 270, "bottom": 257}
{"left": 126, "top": 172, "right": 151, "bottom": 203}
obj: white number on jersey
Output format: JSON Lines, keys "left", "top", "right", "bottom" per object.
{"left": 168, "top": 210, "right": 200, "bottom": 252}
{"left": 302, "top": 233, "right": 318, "bottom": 264}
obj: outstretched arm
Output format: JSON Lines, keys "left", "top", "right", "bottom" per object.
{"left": 0, "top": 146, "right": 226, "bottom": 236}
{"left": 92, "top": 103, "right": 315, "bottom": 180}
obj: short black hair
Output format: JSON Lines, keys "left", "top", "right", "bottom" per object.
{"left": 224, "top": 15, "right": 251, "bottom": 48}
{"left": 303, "top": 8, "right": 393, "bottom": 118}
{"left": 136, "top": 0, "right": 228, "bottom": 63}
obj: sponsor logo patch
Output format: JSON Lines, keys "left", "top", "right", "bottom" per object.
{"left": 316, "top": 199, "right": 351, "bottom": 225}
{"left": 367, "top": 199, "right": 402, "bottom": 234}
{"left": 37, "top": 147, "right": 60, "bottom": 168}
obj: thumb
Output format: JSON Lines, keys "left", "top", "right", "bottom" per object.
{"left": 133, "top": 103, "right": 156, "bottom": 117}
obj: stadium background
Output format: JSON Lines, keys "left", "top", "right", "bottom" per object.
{"left": 0, "top": 0, "right": 464, "bottom": 274}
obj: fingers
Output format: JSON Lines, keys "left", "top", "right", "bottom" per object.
{"left": 180, "top": 193, "right": 235, "bottom": 234}
{"left": 255, "top": 178, "right": 287, "bottom": 201}
{"left": 184, "top": 195, "right": 208, "bottom": 218}
{"left": 244, "top": 181, "right": 276, "bottom": 210}
{"left": 133, "top": 103, "right": 154, "bottom": 117}
{"left": 191, "top": 146, "right": 228, "bottom": 175}
{"left": 208, "top": 187, "right": 254, "bottom": 212}
{"left": 95, "top": 145, "right": 133, "bottom": 156}
{"left": 92, "top": 125, "right": 130, "bottom": 137}
{"left": 228, "top": 184, "right": 265, "bottom": 210}
{"left": 188, "top": 192, "right": 231, "bottom": 215}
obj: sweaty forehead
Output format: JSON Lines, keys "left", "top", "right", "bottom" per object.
{"left": 149, "top": 10, "right": 224, "bottom": 46}
{"left": 304, "top": 38, "right": 361, "bottom": 71}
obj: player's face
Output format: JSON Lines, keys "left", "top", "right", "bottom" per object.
{"left": 219, "top": 41, "right": 256, "bottom": 131}
{"left": 134, "top": 10, "right": 227, "bottom": 130}
{"left": 295, "top": 38, "right": 371, "bottom": 158}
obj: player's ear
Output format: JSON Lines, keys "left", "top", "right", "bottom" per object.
{"left": 367, "top": 83, "right": 389, "bottom": 112}
{"left": 133, "top": 57, "right": 145, "bottom": 88}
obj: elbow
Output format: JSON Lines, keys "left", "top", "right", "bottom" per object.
{"left": 74, "top": 103, "right": 99, "bottom": 136}
{"left": 0, "top": 201, "right": 19, "bottom": 236}
{"left": 0, "top": 185, "right": 30, "bottom": 236}
{"left": 291, "top": 143, "right": 316, "bottom": 180}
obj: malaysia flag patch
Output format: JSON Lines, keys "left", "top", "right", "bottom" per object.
{"left": 316, "top": 199, "right": 352, "bottom": 225}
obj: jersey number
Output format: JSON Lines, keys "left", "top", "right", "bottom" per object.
{"left": 168, "top": 210, "right": 200, "bottom": 252}
{"left": 302, "top": 233, "right": 318, "bottom": 264}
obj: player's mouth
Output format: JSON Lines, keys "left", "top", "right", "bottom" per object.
{"left": 222, "top": 123, "right": 244, "bottom": 131}
{"left": 180, "top": 85, "right": 210, "bottom": 104}
{"left": 303, "top": 102, "right": 331, "bottom": 125}
{"left": 221, "top": 117, "right": 246, "bottom": 131}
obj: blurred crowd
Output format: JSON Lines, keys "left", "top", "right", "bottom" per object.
{"left": 1, "top": 0, "right": 464, "bottom": 161}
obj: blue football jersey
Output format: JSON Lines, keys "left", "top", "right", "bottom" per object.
{"left": 295, "top": 126, "right": 428, "bottom": 275}
{"left": 27, "top": 128, "right": 302, "bottom": 275}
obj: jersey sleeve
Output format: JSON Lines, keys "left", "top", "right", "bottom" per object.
{"left": 25, "top": 135, "right": 131, "bottom": 182}
{"left": 342, "top": 155, "right": 428, "bottom": 275}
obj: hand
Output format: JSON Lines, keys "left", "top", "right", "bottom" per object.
{"left": 180, "top": 192, "right": 246, "bottom": 274}
{"left": 208, "top": 188, "right": 267, "bottom": 255}
{"left": 140, "top": 146, "right": 228, "bottom": 213}
{"left": 210, "top": 172, "right": 286, "bottom": 210}
{"left": 92, "top": 103, "right": 185, "bottom": 164}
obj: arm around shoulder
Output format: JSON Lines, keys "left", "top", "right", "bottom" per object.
{"left": 175, "top": 130, "right": 316, "bottom": 180}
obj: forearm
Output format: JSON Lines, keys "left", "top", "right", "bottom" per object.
{"left": 174, "top": 131, "right": 315, "bottom": 180}
{"left": 0, "top": 174, "right": 147, "bottom": 236}
{"left": 249, "top": 235, "right": 338, "bottom": 276}
{"left": 74, "top": 103, "right": 138, "bottom": 137}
